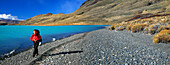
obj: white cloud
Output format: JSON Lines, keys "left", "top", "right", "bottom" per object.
{"left": 0, "top": 14, "right": 18, "bottom": 20}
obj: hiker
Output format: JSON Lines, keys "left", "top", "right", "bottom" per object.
{"left": 30, "top": 29, "right": 42, "bottom": 57}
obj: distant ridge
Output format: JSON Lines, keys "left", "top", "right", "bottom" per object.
{"left": 0, "top": 18, "right": 23, "bottom": 25}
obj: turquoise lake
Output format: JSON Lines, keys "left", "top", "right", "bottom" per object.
{"left": 0, "top": 25, "right": 108, "bottom": 57}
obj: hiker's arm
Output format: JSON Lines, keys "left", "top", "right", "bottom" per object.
{"left": 30, "top": 35, "right": 34, "bottom": 41}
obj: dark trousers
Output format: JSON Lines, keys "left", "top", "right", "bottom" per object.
{"left": 33, "top": 42, "right": 39, "bottom": 56}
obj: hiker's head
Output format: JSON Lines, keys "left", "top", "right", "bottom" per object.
{"left": 33, "top": 29, "right": 39, "bottom": 35}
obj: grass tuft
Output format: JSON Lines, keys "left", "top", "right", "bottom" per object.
{"left": 131, "top": 24, "right": 149, "bottom": 33}
{"left": 110, "top": 14, "right": 170, "bottom": 44}
{"left": 153, "top": 30, "right": 170, "bottom": 43}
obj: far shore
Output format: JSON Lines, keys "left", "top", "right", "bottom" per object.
{"left": 9, "top": 22, "right": 111, "bottom": 26}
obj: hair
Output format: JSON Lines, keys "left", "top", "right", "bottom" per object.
{"left": 33, "top": 29, "right": 40, "bottom": 35}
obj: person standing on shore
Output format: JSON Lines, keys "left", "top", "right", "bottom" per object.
{"left": 30, "top": 29, "right": 42, "bottom": 57}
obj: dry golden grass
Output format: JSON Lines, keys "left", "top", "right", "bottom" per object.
{"left": 113, "top": 24, "right": 122, "bottom": 29}
{"left": 131, "top": 24, "right": 149, "bottom": 33}
{"left": 109, "top": 24, "right": 121, "bottom": 30}
{"left": 109, "top": 22, "right": 128, "bottom": 31}
{"left": 148, "top": 24, "right": 170, "bottom": 34}
{"left": 126, "top": 24, "right": 133, "bottom": 31}
{"left": 110, "top": 14, "right": 170, "bottom": 43}
{"left": 153, "top": 30, "right": 170, "bottom": 43}
{"left": 148, "top": 24, "right": 160, "bottom": 34}
{"left": 157, "top": 25, "right": 164, "bottom": 32}
{"left": 159, "top": 30, "right": 170, "bottom": 34}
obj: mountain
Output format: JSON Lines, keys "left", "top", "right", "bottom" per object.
{"left": 0, "top": 19, "right": 23, "bottom": 25}
{"left": 20, "top": 0, "right": 170, "bottom": 26}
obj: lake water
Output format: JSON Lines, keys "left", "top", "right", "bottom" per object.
{"left": 0, "top": 25, "right": 108, "bottom": 57}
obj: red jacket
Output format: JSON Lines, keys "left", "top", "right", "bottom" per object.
{"left": 30, "top": 34, "right": 41, "bottom": 43}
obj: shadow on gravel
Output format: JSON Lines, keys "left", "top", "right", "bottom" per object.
{"left": 43, "top": 51, "right": 83, "bottom": 56}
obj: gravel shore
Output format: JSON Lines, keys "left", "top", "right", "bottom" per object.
{"left": 0, "top": 28, "right": 170, "bottom": 65}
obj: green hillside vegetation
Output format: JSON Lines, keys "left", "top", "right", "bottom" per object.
{"left": 19, "top": 0, "right": 170, "bottom": 25}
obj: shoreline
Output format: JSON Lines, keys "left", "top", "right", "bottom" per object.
{"left": 0, "top": 30, "right": 91, "bottom": 60}
{"left": 0, "top": 32, "right": 88, "bottom": 65}
{"left": 1, "top": 27, "right": 170, "bottom": 65}
{"left": 0, "top": 33, "right": 75, "bottom": 60}
{"left": 0, "top": 27, "right": 108, "bottom": 65}
{"left": 0, "top": 25, "right": 109, "bottom": 60}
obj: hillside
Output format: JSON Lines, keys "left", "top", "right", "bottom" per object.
{"left": 20, "top": 0, "right": 170, "bottom": 26}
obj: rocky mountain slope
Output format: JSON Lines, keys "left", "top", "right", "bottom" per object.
{"left": 20, "top": 0, "right": 170, "bottom": 26}
{"left": 0, "top": 19, "right": 23, "bottom": 25}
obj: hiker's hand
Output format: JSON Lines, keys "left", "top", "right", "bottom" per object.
{"left": 34, "top": 39, "right": 36, "bottom": 41}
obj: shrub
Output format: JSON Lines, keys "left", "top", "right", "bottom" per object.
{"left": 153, "top": 30, "right": 170, "bottom": 43}
{"left": 109, "top": 25, "right": 115, "bottom": 30}
{"left": 126, "top": 24, "right": 133, "bottom": 31}
{"left": 113, "top": 24, "right": 122, "bottom": 29}
{"left": 157, "top": 25, "right": 170, "bottom": 33}
{"left": 131, "top": 24, "right": 149, "bottom": 33}
{"left": 148, "top": 24, "right": 164, "bottom": 34}
{"left": 164, "top": 24, "right": 170, "bottom": 30}
{"left": 143, "top": 27, "right": 149, "bottom": 34}
{"left": 157, "top": 25, "right": 164, "bottom": 32}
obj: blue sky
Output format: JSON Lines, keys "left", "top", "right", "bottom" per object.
{"left": 0, "top": 0, "right": 86, "bottom": 20}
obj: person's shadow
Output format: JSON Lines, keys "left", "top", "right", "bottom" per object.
{"left": 43, "top": 51, "right": 83, "bottom": 56}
